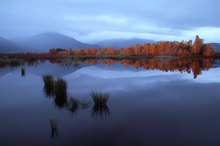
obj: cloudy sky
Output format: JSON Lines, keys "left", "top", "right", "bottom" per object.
{"left": 0, "top": 0, "right": 219, "bottom": 43}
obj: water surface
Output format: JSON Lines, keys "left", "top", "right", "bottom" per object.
{"left": 0, "top": 58, "right": 220, "bottom": 146}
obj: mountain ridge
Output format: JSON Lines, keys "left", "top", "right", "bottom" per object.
{"left": 1, "top": 32, "right": 220, "bottom": 53}
{"left": 14, "top": 32, "right": 98, "bottom": 52}
{"left": 0, "top": 37, "right": 20, "bottom": 53}
{"left": 210, "top": 43, "right": 220, "bottom": 52}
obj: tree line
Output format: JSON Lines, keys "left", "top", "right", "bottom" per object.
{"left": 48, "top": 35, "right": 215, "bottom": 57}
{"left": 0, "top": 56, "right": 214, "bottom": 79}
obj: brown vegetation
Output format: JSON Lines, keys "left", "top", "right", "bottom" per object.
{"left": 46, "top": 35, "right": 215, "bottom": 57}
{"left": 79, "top": 58, "right": 214, "bottom": 79}
{"left": 1, "top": 36, "right": 219, "bottom": 60}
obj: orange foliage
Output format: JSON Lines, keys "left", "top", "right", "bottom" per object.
{"left": 203, "top": 44, "right": 214, "bottom": 57}
{"left": 46, "top": 35, "right": 214, "bottom": 57}
{"left": 79, "top": 58, "right": 213, "bottom": 79}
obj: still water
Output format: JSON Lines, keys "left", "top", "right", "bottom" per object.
{"left": 0, "top": 59, "right": 220, "bottom": 146}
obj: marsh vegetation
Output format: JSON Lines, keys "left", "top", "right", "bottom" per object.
{"left": 42, "top": 75, "right": 67, "bottom": 108}
{"left": 42, "top": 75, "right": 110, "bottom": 118}
{"left": 1, "top": 59, "right": 220, "bottom": 146}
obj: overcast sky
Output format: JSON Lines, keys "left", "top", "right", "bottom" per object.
{"left": 0, "top": 0, "right": 220, "bottom": 43}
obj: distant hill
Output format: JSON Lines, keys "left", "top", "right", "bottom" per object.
{"left": 210, "top": 43, "right": 220, "bottom": 52}
{"left": 14, "top": 32, "right": 98, "bottom": 52}
{"left": 0, "top": 33, "right": 99, "bottom": 53}
{"left": 95, "top": 38, "right": 156, "bottom": 49}
{"left": 0, "top": 37, "right": 19, "bottom": 53}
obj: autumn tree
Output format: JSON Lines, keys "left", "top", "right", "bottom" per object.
{"left": 83, "top": 48, "right": 89, "bottom": 55}
{"left": 120, "top": 47, "right": 132, "bottom": 56}
{"left": 134, "top": 44, "right": 142, "bottom": 56}
{"left": 187, "top": 40, "right": 193, "bottom": 51}
{"left": 192, "top": 35, "right": 203, "bottom": 55}
{"left": 74, "top": 49, "right": 82, "bottom": 56}
{"left": 90, "top": 48, "right": 98, "bottom": 55}
{"left": 143, "top": 43, "right": 150, "bottom": 55}
{"left": 202, "top": 44, "right": 214, "bottom": 57}
{"left": 46, "top": 35, "right": 214, "bottom": 57}
{"left": 68, "top": 49, "right": 74, "bottom": 55}
{"left": 106, "top": 47, "right": 115, "bottom": 55}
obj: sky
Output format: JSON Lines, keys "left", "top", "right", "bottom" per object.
{"left": 0, "top": 0, "right": 220, "bottom": 43}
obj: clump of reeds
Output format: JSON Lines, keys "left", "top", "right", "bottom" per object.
{"left": 53, "top": 78, "right": 67, "bottom": 108}
{"left": 21, "top": 67, "right": 25, "bottom": 77}
{"left": 81, "top": 100, "right": 91, "bottom": 109}
{"left": 42, "top": 75, "right": 68, "bottom": 108}
{"left": 42, "top": 75, "right": 54, "bottom": 97}
{"left": 92, "top": 104, "right": 110, "bottom": 118}
{"left": 90, "top": 91, "right": 109, "bottom": 106}
{"left": 66, "top": 97, "right": 79, "bottom": 113}
{"left": 54, "top": 78, "right": 67, "bottom": 98}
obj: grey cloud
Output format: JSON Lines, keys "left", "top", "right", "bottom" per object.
{"left": 0, "top": 0, "right": 220, "bottom": 42}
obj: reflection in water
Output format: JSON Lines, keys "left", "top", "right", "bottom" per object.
{"left": 50, "top": 118, "right": 58, "bottom": 139}
{"left": 81, "top": 100, "right": 91, "bottom": 110}
{"left": 90, "top": 91, "right": 110, "bottom": 118}
{"left": 8, "top": 59, "right": 21, "bottom": 67}
{"left": 90, "top": 91, "right": 109, "bottom": 106}
{"left": 42, "top": 78, "right": 111, "bottom": 118}
{"left": 21, "top": 67, "right": 25, "bottom": 77}
{"left": 0, "top": 58, "right": 218, "bottom": 79}
{"left": 92, "top": 105, "right": 110, "bottom": 119}
{"left": 66, "top": 98, "right": 80, "bottom": 114}
{"left": 82, "top": 58, "right": 215, "bottom": 79}
{"left": 1, "top": 57, "right": 220, "bottom": 145}
{"left": 65, "top": 96, "right": 111, "bottom": 119}
{"left": 42, "top": 76, "right": 93, "bottom": 114}
{"left": 66, "top": 98, "right": 91, "bottom": 115}
{"left": 0, "top": 59, "right": 6, "bottom": 68}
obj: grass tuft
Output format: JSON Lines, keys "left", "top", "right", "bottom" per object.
{"left": 66, "top": 97, "right": 79, "bottom": 113}
{"left": 54, "top": 78, "right": 67, "bottom": 98}
{"left": 42, "top": 75, "right": 54, "bottom": 96}
{"left": 90, "top": 91, "right": 109, "bottom": 106}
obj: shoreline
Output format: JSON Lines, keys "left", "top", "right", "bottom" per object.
{"left": 1, "top": 54, "right": 220, "bottom": 60}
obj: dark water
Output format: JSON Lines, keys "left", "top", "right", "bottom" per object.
{"left": 0, "top": 59, "right": 220, "bottom": 146}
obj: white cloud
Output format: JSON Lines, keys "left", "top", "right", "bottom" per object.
{"left": 70, "top": 30, "right": 185, "bottom": 43}
{"left": 183, "top": 27, "right": 220, "bottom": 43}
{"left": 63, "top": 15, "right": 127, "bottom": 24}
{"left": 1, "top": 0, "right": 220, "bottom": 42}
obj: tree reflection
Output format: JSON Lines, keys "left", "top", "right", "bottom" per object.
{"left": 0, "top": 59, "right": 6, "bottom": 68}
{"left": 191, "top": 60, "right": 202, "bottom": 79}
{"left": 1, "top": 57, "right": 218, "bottom": 79}
{"left": 81, "top": 58, "right": 215, "bottom": 79}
